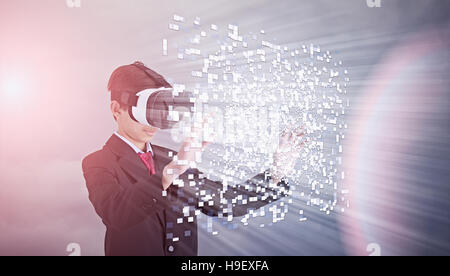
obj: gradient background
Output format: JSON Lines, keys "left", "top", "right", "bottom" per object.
{"left": 0, "top": 0, "right": 449, "bottom": 256}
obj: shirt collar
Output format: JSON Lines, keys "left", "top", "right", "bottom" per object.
{"left": 114, "top": 132, "right": 153, "bottom": 155}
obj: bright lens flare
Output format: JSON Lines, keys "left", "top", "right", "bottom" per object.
{"left": 0, "top": 75, "right": 27, "bottom": 104}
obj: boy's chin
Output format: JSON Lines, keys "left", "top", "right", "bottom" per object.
{"left": 142, "top": 131, "right": 156, "bottom": 139}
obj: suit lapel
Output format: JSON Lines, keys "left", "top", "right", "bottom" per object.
{"left": 104, "top": 134, "right": 150, "bottom": 183}
{"left": 103, "top": 134, "right": 175, "bottom": 183}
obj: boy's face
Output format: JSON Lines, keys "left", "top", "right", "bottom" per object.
{"left": 111, "top": 100, "right": 159, "bottom": 143}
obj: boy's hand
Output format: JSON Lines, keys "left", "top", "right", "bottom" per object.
{"left": 161, "top": 114, "right": 214, "bottom": 190}
{"left": 271, "top": 126, "right": 309, "bottom": 184}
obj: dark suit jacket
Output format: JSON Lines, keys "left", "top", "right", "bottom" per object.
{"left": 82, "top": 134, "right": 289, "bottom": 256}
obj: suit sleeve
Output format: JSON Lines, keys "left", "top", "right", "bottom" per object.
{"left": 82, "top": 154, "right": 166, "bottom": 231}
{"left": 178, "top": 168, "right": 291, "bottom": 217}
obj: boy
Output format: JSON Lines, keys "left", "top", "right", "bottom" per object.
{"left": 82, "top": 61, "right": 306, "bottom": 256}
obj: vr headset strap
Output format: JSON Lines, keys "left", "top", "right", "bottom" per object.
{"left": 132, "top": 61, "right": 172, "bottom": 89}
{"left": 118, "top": 91, "right": 139, "bottom": 107}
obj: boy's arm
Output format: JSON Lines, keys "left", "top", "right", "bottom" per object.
{"left": 82, "top": 155, "right": 166, "bottom": 231}
{"left": 178, "top": 168, "right": 290, "bottom": 218}
{"left": 163, "top": 120, "right": 305, "bottom": 219}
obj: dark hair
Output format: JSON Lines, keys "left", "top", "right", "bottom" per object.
{"left": 107, "top": 62, "right": 159, "bottom": 109}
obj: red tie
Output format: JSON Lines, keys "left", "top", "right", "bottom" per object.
{"left": 137, "top": 152, "right": 156, "bottom": 175}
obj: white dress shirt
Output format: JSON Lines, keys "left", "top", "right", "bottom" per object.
{"left": 114, "top": 131, "right": 154, "bottom": 156}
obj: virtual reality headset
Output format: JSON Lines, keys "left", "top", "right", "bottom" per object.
{"left": 112, "top": 62, "right": 195, "bottom": 129}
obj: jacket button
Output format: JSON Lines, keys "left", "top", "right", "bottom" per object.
{"left": 142, "top": 203, "right": 150, "bottom": 210}
{"left": 168, "top": 245, "right": 174, "bottom": 252}
{"left": 153, "top": 198, "right": 157, "bottom": 203}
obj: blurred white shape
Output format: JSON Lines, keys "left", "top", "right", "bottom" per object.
{"left": 66, "top": 243, "right": 81, "bottom": 256}
{"left": 173, "top": 14, "right": 185, "bottom": 22}
{"left": 66, "top": 0, "right": 81, "bottom": 8}
{"left": 169, "top": 23, "right": 180, "bottom": 31}
{"left": 366, "top": 243, "right": 381, "bottom": 256}
{"left": 194, "top": 17, "right": 201, "bottom": 26}
{"left": 162, "top": 39, "right": 168, "bottom": 56}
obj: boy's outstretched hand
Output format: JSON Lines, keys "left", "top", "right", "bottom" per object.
{"left": 162, "top": 118, "right": 309, "bottom": 190}
{"left": 270, "top": 126, "right": 309, "bottom": 185}
{"left": 162, "top": 114, "right": 214, "bottom": 190}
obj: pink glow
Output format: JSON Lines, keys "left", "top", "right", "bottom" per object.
{"left": 340, "top": 30, "right": 448, "bottom": 255}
